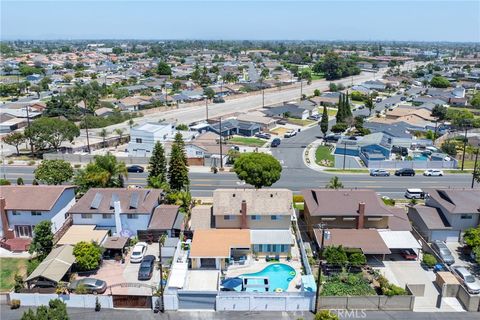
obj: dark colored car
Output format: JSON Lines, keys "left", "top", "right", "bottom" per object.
{"left": 277, "top": 119, "right": 287, "bottom": 125}
{"left": 213, "top": 97, "right": 225, "bottom": 103}
{"left": 324, "top": 134, "right": 341, "bottom": 143}
{"left": 69, "top": 278, "right": 107, "bottom": 294}
{"left": 138, "top": 255, "right": 156, "bottom": 280}
{"left": 255, "top": 132, "right": 271, "bottom": 139}
{"left": 270, "top": 138, "right": 281, "bottom": 148}
{"left": 394, "top": 168, "right": 415, "bottom": 176}
{"left": 127, "top": 165, "right": 145, "bottom": 173}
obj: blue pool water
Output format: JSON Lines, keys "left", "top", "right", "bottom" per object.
{"left": 414, "top": 154, "right": 428, "bottom": 161}
{"left": 240, "top": 263, "right": 296, "bottom": 292}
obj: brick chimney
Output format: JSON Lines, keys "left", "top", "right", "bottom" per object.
{"left": 240, "top": 200, "right": 247, "bottom": 229}
{"left": 357, "top": 202, "right": 365, "bottom": 229}
{"left": 0, "top": 198, "right": 14, "bottom": 239}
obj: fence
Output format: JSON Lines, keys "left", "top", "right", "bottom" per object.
{"left": 216, "top": 291, "right": 314, "bottom": 311}
{"left": 9, "top": 292, "right": 114, "bottom": 309}
{"left": 316, "top": 295, "right": 415, "bottom": 311}
{"left": 293, "top": 212, "right": 312, "bottom": 275}
{"left": 43, "top": 153, "right": 151, "bottom": 165}
{"left": 361, "top": 156, "right": 458, "bottom": 169}
{"left": 456, "top": 285, "right": 480, "bottom": 312}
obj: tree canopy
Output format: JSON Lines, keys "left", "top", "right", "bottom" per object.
{"left": 29, "top": 221, "right": 54, "bottom": 261}
{"left": 3, "top": 132, "right": 26, "bottom": 156}
{"left": 73, "top": 241, "right": 103, "bottom": 271}
{"left": 25, "top": 117, "right": 80, "bottom": 152}
{"left": 233, "top": 152, "right": 282, "bottom": 189}
{"left": 148, "top": 141, "right": 167, "bottom": 188}
{"left": 168, "top": 133, "right": 189, "bottom": 192}
{"left": 429, "top": 76, "right": 450, "bottom": 88}
{"left": 157, "top": 61, "right": 172, "bottom": 75}
{"left": 34, "top": 160, "right": 74, "bottom": 185}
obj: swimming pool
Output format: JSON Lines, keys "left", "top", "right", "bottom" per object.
{"left": 240, "top": 263, "right": 296, "bottom": 292}
{"left": 413, "top": 154, "right": 428, "bottom": 161}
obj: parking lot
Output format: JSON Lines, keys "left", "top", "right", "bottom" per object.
{"left": 77, "top": 243, "right": 160, "bottom": 295}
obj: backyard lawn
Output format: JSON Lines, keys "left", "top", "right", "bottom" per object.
{"left": 228, "top": 137, "right": 266, "bottom": 147}
{"left": 315, "top": 146, "right": 334, "bottom": 167}
{"left": 0, "top": 258, "right": 28, "bottom": 292}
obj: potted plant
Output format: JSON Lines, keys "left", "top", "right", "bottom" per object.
{"left": 95, "top": 297, "right": 101, "bottom": 312}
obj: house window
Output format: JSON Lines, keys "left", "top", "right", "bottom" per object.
{"left": 102, "top": 214, "right": 113, "bottom": 219}
{"left": 81, "top": 213, "right": 92, "bottom": 219}
{"left": 135, "top": 138, "right": 142, "bottom": 143}
{"left": 31, "top": 211, "right": 42, "bottom": 216}
{"left": 11, "top": 211, "right": 20, "bottom": 216}
{"left": 224, "top": 215, "right": 233, "bottom": 220}
{"left": 271, "top": 215, "right": 282, "bottom": 221}
{"left": 127, "top": 214, "right": 138, "bottom": 219}
{"left": 461, "top": 214, "right": 473, "bottom": 220}
{"left": 195, "top": 151, "right": 203, "bottom": 156}
{"left": 251, "top": 215, "right": 261, "bottom": 221}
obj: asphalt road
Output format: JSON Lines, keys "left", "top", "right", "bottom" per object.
{"left": 1, "top": 307, "right": 479, "bottom": 320}
{"left": 1, "top": 163, "right": 475, "bottom": 199}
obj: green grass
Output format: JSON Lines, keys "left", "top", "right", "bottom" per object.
{"left": 287, "top": 118, "right": 315, "bottom": 126}
{"left": 228, "top": 137, "right": 266, "bottom": 147}
{"left": 326, "top": 108, "right": 337, "bottom": 117}
{"left": 0, "top": 258, "right": 27, "bottom": 292}
{"left": 315, "top": 146, "right": 334, "bottom": 167}
{"left": 324, "top": 169, "right": 369, "bottom": 173}
{"left": 294, "top": 203, "right": 304, "bottom": 211}
{"left": 311, "top": 72, "right": 325, "bottom": 80}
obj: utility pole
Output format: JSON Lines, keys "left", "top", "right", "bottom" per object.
{"left": 25, "top": 105, "right": 34, "bottom": 156}
{"left": 314, "top": 223, "right": 329, "bottom": 314}
{"left": 262, "top": 88, "right": 265, "bottom": 108}
{"left": 158, "top": 234, "right": 165, "bottom": 313}
{"left": 343, "top": 141, "right": 347, "bottom": 170}
{"left": 83, "top": 107, "right": 91, "bottom": 154}
{"left": 461, "top": 125, "right": 469, "bottom": 171}
{"left": 205, "top": 97, "right": 209, "bottom": 121}
{"left": 300, "top": 79, "right": 303, "bottom": 100}
{"left": 472, "top": 146, "right": 479, "bottom": 189}
{"left": 219, "top": 117, "right": 223, "bottom": 169}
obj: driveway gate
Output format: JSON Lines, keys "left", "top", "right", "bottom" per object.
{"left": 177, "top": 291, "right": 217, "bottom": 310}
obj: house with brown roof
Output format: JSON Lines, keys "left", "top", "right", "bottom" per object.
{"left": 407, "top": 189, "right": 480, "bottom": 242}
{"left": 0, "top": 186, "right": 76, "bottom": 251}
{"left": 68, "top": 188, "right": 163, "bottom": 236}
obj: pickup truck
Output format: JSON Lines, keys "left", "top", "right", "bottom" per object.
{"left": 400, "top": 249, "right": 418, "bottom": 260}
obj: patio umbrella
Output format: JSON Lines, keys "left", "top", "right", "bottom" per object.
{"left": 221, "top": 277, "right": 243, "bottom": 290}
{"left": 120, "top": 229, "right": 134, "bottom": 238}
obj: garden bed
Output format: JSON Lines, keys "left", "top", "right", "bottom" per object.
{"left": 315, "top": 146, "right": 334, "bottom": 167}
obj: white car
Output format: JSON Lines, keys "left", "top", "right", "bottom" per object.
{"left": 284, "top": 130, "right": 297, "bottom": 138}
{"left": 454, "top": 267, "right": 480, "bottom": 294}
{"left": 423, "top": 169, "right": 444, "bottom": 176}
{"left": 130, "top": 242, "right": 148, "bottom": 263}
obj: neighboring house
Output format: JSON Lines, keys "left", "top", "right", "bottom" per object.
{"left": 0, "top": 186, "right": 76, "bottom": 251}
{"left": 262, "top": 104, "right": 309, "bottom": 120}
{"left": 407, "top": 205, "right": 459, "bottom": 242}
{"left": 334, "top": 132, "right": 392, "bottom": 159}
{"left": 362, "top": 80, "right": 387, "bottom": 91}
{"left": 145, "top": 205, "right": 184, "bottom": 239}
{"left": 236, "top": 111, "right": 277, "bottom": 130}
{"left": 68, "top": 188, "right": 163, "bottom": 236}
{"left": 127, "top": 122, "right": 197, "bottom": 157}
{"left": 207, "top": 119, "right": 261, "bottom": 137}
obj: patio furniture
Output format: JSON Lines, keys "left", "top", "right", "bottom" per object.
{"left": 266, "top": 255, "right": 271, "bottom": 262}
{"left": 274, "top": 255, "right": 280, "bottom": 261}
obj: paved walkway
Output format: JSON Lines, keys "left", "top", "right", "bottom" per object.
{"left": 0, "top": 247, "right": 31, "bottom": 259}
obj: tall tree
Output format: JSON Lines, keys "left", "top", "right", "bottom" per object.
{"left": 148, "top": 141, "right": 167, "bottom": 187}
{"left": 168, "top": 144, "right": 189, "bottom": 192}
{"left": 335, "top": 94, "right": 345, "bottom": 124}
{"left": 233, "top": 152, "right": 282, "bottom": 189}
{"left": 25, "top": 117, "right": 80, "bottom": 152}
{"left": 34, "top": 160, "right": 74, "bottom": 185}
{"left": 320, "top": 105, "right": 329, "bottom": 137}
{"left": 365, "top": 95, "right": 374, "bottom": 116}
{"left": 99, "top": 128, "right": 109, "bottom": 149}
{"left": 344, "top": 91, "right": 352, "bottom": 118}
{"left": 3, "top": 132, "right": 26, "bottom": 156}
{"left": 29, "top": 221, "right": 54, "bottom": 261}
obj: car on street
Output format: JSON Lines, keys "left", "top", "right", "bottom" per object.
{"left": 130, "top": 242, "right": 148, "bottom": 263}
{"left": 270, "top": 138, "right": 281, "bottom": 147}
{"left": 432, "top": 240, "right": 455, "bottom": 266}
{"left": 423, "top": 169, "right": 444, "bottom": 176}
{"left": 213, "top": 97, "right": 225, "bottom": 103}
{"left": 255, "top": 132, "right": 271, "bottom": 139}
{"left": 138, "top": 255, "right": 156, "bottom": 280}
{"left": 69, "top": 278, "right": 107, "bottom": 294}
{"left": 127, "top": 165, "right": 145, "bottom": 173}
{"left": 307, "top": 114, "right": 320, "bottom": 121}
{"left": 369, "top": 169, "right": 390, "bottom": 176}
{"left": 358, "top": 105, "right": 365, "bottom": 109}
{"left": 284, "top": 130, "right": 296, "bottom": 138}
{"left": 324, "top": 134, "right": 341, "bottom": 143}
{"left": 453, "top": 267, "right": 480, "bottom": 294}
{"left": 404, "top": 188, "right": 424, "bottom": 199}
{"left": 394, "top": 168, "right": 416, "bottom": 176}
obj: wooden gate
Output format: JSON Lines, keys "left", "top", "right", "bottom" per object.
{"left": 112, "top": 295, "right": 152, "bottom": 308}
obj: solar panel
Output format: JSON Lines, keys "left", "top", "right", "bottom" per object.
{"left": 129, "top": 192, "right": 139, "bottom": 209}
{"left": 90, "top": 193, "right": 103, "bottom": 209}
{"left": 110, "top": 193, "right": 119, "bottom": 209}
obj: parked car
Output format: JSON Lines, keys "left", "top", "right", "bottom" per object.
{"left": 358, "top": 105, "right": 365, "bottom": 109}
{"left": 376, "top": 98, "right": 382, "bottom": 103}
{"left": 255, "top": 132, "right": 271, "bottom": 139}
{"left": 69, "top": 278, "right": 107, "bottom": 294}
{"left": 404, "top": 188, "right": 424, "bottom": 199}
{"left": 395, "top": 168, "right": 416, "bottom": 176}
{"left": 400, "top": 249, "right": 418, "bottom": 260}
{"left": 432, "top": 240, "right": 455, "bottom": 266}
{"left": 138, "top": 255, "right": 156, "bottom": 281}
{"left": 127, "top": 165, "right": 145, "bottom": 173}
{"left": 130, "top": 242, "right": 148, "bottom": 263}
{"left": 213, "top": 97, "right": 225, "bottom": 103}
{"left": 270, "top": 138, "right": 281, "bottom": 148}
{"left": 277, "top": 119, "right": 287, "bottom": 125}
{"left": 423, "top": 169, "right": 444, "bottom": 176}
{"left": 324, "top": 134, "right": 341, "bottom": 143}
{"left": 307, "top": 114, "right": 320, "bottom": 121}
{"left": 454, "top": 267, "right": 480, "bottom": 294}
{"left": 369, "top": 169, "right": 390, "bottom": 177}
{"left": 284, "top": 130, "right": 297, "bottom": 138}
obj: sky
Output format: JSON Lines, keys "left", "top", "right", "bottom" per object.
{"left": 1, "top": 1, "right": 479, "bottom": 42}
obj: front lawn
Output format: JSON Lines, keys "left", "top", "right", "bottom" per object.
{"left": 327, "top": 108, "right": 337, "bottom": 117}
{"left": 311, "top": 72, "right": 325, "bottom": 80}
{"left": 228, "top": 137, "right": 266, "bottom": 147}
{"left": 0, "top": 258, "right": 28, "bottom": 292}
{"left": 287, "top": 118, "right": 315, "bottom": 126}
{"left": 315, "top": 146, "right": 334, "bottom": 167}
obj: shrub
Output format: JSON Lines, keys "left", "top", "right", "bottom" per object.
{"left": 382, "top": 197, "right": 395, "bottom": 206}
{"left": 293, "top": 194, "right": 304, "bottom": 203}
{"left": 314, "top": 310, "right": 339, "bottom": 320}
{"left": 176, "top": 123, "right": 189, "bottom": 131}
{"left": 323, "top": 245, "right": 348, "bottom": 266}
{"left": 10, "top": 299, "right": 20, "bottom": 309}
{"left": 383, "top": 284, "right": 407, "bottom": 296}
{"left": 422, "top": 253, "right": 437, "bottom": 267}
{"left": 348, "top": 252, "right": 367, "bottom": 266}
{"left": 8, "top": 160, "right": 14, "bottom": 165}
{"left": 73, "top": 241, "right": 103, "bottom": 271}
{"left": 28, "top": 160, "right": 36, "bottom": 166}
{"left": 74, "top": 164, "right": 81, "bottom": 168}
{"left": 75, "top": 283, "right": 88, "bottom": 294}
{"left": 331, "top": 123, "right": 348, "bottom": 133}
{"left": 0, "top": 179, "right": 11, "bottom": 185}
{"left": 14, "top": 274, "right": 24, "bottom": 293}
{"left": 95, "top": 297, "right": 101, "bottom": 312}
{"left": 16, "top": 177, "right": 24, "bottom": 185}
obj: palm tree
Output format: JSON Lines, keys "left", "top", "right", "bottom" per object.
{"left": 114, "top": 128, "right": 124, "bottom": 147}
{"left": 90, "top": 153, "right": 128, "bottom": 188}
{"left": 99, "top": 129, "right": 109, "bottom": 149}
{"left": 326, "top": 176, "right": 344, "bottom": 189}
{"left": 71, "top": 83, "right": 100, "bottom": 153}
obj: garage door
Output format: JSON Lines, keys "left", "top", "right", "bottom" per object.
{"left": 431, "top": 230, "right": 460, "bottom": 242}
{"left": 200, "top": 258, "right": 216, "bottom": 268}
{"left": 178, "top": 292, "right": 217, "bottom": 310}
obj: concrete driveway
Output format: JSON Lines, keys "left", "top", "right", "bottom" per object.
{"left": 377, "top": 261, "right": 463, "bottom": 311}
